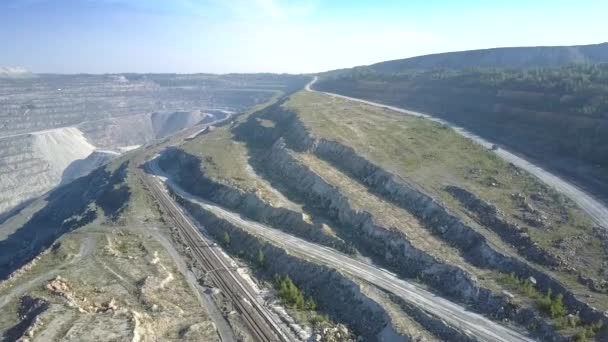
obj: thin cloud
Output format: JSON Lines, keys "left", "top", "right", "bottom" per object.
{"left": 216, "top": 0, "right": 320, "bottom": 18}
{"left": 257, "top": 0, "right": 320, "bottom": 17}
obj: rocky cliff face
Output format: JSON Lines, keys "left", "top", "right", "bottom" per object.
{"left": 444, "top": 185, "right": 559, "bottom": 266}
{"left": 157, "top": 146, "right": 494, "bottom": 341}
{"left": 2, "top": 295, "right": 49, "bottom": 341}
{"left": 156, "top": 148, "right": 351, "bottom": 253}
{"left": 277, "top": 114, "right": 607, "bottom": 325}
{"left": 222, "top": 103, "right": 581, "bottom": 338}
{"left": 264, "top": 139, "right": 482, "bottom": 301}
{"left": 176, "top": 197, "right": 406, "bottom": 342}
{"left": 0, "top": 73, "right": 307, "bottom": 217}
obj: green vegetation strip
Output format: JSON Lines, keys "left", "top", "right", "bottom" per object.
{"left": 499, "top": 273, "right": 603, "bottom": 341}
{"left": 284, "top": 91, "right": 606, "bottom": 296}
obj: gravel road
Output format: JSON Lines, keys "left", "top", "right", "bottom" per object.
{"left": 306, "top": 77, "right": 608, "bottom": 229}
{"left": 156, "top": 167, "right": 535, "bottom": 342}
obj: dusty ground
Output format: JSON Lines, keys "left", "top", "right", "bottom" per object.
{"left": 5, "top": 85, "right": 605, "bottom": 341}
{"left": 0, "top": 220, "right": 221, "bottom": 342}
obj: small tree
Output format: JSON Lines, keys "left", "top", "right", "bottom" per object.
{"left": 537, "top": 289, "right": 566, "bottom": 319}
{"left": 306, "top": 297, "right": 317, "bottom": 311}
{"left": 276, "top": 275, "right": 305, "bottom": 309}
{"left": 257, "top": 249, "right": 265, "bottom": 267}
{"left": 222, "top": 232, "right": 230, "bottom": 246}
{"left": 549, "top": 294, "right": 566, "bottom": 319}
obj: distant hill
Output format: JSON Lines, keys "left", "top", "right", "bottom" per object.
{"left": 315, "top": 44, "right": 608, "bottom": 202}
{"left": 0, "top": 66, "right": 32, "bottom": 78}
{"left": 368, "top": 42, "right": 608, "bottom": 72}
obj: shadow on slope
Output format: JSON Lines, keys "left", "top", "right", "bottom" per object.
{"left": 0, "top": 198, "right": 36, "bottom": 226}
{"left": 0, "top": 162, "right": 131, "bottom": 280}
{"left": 60, "top": 150, "right": 117, "bottom": 185}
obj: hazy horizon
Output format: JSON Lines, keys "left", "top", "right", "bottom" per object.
{"left": 2, "top": 0, "right": 608, "bottom": 74}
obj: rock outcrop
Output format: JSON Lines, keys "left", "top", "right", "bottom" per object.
{"left": 156, "top": 149, "right": 352, "bottom": 254}
{"left": 444, "top": 185, "right": 559, "bottom": 266}
{"left": 1, "top": 296, "right": 49, "bottom": 341}
{"left": 177, "top": 197, "right": 406, "bottom": 342}
{"left": 0, "top": 73, "right": 308, "bottom": 216}
{"left": 277, "top": 113, "right": 607, "bottom": 325}
{"left": 264, "top": 138, "right": 485, "bottom": 305}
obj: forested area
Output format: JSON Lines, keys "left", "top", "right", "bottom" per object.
{"left": 317, "top": 64, "right": 608, "bottom": 199}
{"left": 326, "top": 64, "right": 608, "bottom": 117}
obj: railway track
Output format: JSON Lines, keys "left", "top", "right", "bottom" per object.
{"left": 139, "top": 168, "right": 292, "bottom": 342}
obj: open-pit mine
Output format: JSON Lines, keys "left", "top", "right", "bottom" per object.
{"left": 1, "top": 71, "right": 607, "bottom": 342}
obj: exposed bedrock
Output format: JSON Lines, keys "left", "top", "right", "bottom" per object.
{"left": 228, "top": 107, "right": 574, "bottom": 339}
{"left": 0, "top": 72, "right": 307, "bottom": 217}
{"left": 79, "top": 110, "right": 210, "bottom": 149}
{"left": 175, "top": 198, "right": 407, "bottom": 342}
{"left": 385, "top": 294, "right": 475, "bottom": 342}
{"left": 444, "top": 185, "right": 559, "bottom": 267}
{"left": 173, "top": 160, "right": 562, "bottom": 341}
{"left": 278, "top": 114, "right": 607, "bottom": 325}
{"left": 1, "top": 296, "right": 50, "bottom": 342}
{"left": 156, "top": 148, "right": 352, "bottom": 253}
{"left": 264, "top": 138, "right": 499, "bottom": 309}
{"left": 0, "top": 110, "right": 210, "bottom": 217}
{"left": 0, "top": 162, "right": 130, "bottom": 280}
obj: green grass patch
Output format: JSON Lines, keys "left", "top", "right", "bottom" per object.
{"left": 285, "top": 90, "right": 606, "bottom": 293}
{"left": 573, "top": 321, "right": 603, "bottom": 341}
{"left": 497, "top": 273, "right": 605, "bottom": 340}
{"left": 499, "top": 273, "right": 566, "bottom": 319}
{"left": 179, "top": 94, "right": 285, "bottom": 204}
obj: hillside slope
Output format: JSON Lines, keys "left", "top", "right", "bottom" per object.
{"left": 0, "top": 127, "right": 96, "bottom": 215}
{"left": 316, "top": 62, "right": 608, "bottom": 202}
{"left": 152, "top": 88, "right": 608, "bottom": 340}
{"left": 4, "top": 84, "right": 608, "bottom": 341}
{"left": 369, "top": 42, "right": 608, "bottom": 71}
{"left": 0, "top": 67, "right": 31, "bottom": 78}
{"left": 0, "top": 92, "right": 371, "bottom": 342}
{"left": 0, "top": 159, "right": 222, "bottom": 341}
{"left": 0, "top": 74, "right": 308, "bottom": 216}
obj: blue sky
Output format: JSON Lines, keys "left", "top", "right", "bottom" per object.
{"left": 1, "top": 0, "right": 607, "bottom": 73}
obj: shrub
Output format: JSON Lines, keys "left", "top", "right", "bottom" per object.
{"left": 310, "top": 314, "right": 329, "bottom": 325}
{"left": 554, "top": 314, "right": 580, "bottom": 330}
{"left": 576, "top": 320, "right": 605, "bottom": 340}
{"left": 306, "top": 297, "right": 317, "bottom": 311}
{"left": 537, "top": 290, "right": 566, "bottom": 319}
{"left": 500, "top": 273, "right": 567, "bottom": 319}
{"left": 257, "top": 249, "right": 265, "bottom": 267}
{"left": 574, "top": 329, "right": 587, "bottom": 342}
{"left": 275, "top": 275, "right": 306, "bottom": 309}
